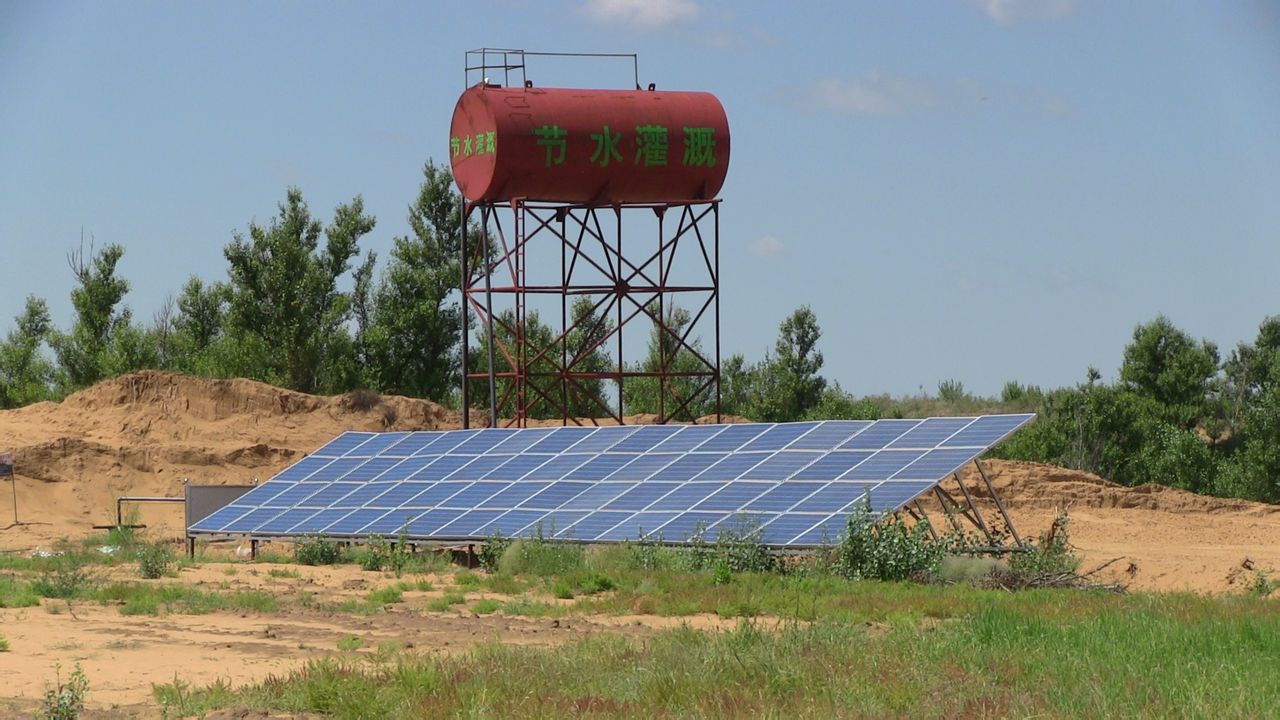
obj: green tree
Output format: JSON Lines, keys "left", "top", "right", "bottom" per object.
{"left": 562, "top": 296, "right": 616, "bottom": 418}
{"left": 0, "top": 296, "right": 56, "bottom": 407}
{"left": 173, "top": 277, "right": 229, "bottom": 363}
{"left": 362, "top": 163, "right": 461, "bottom": 401}
{"left": 1223, "top": 315, "right": 1280, "bottom": 424}
{"left": 49, "top": 242, "right": 147, "bottom": 390}
{"left": 469, "top": 309, "right": 562, "bottom": 420}
{"left": 1119, "top": 315, "right": 1219, "bottom": 424}
{"left": 624, "top": 304, "right": 717, "bottom": 420}
{"left": 222, "top": 188, "right": 374, "bottom": 393}
{"left": 733, "top": 306, "right": 828, "bottom": 422}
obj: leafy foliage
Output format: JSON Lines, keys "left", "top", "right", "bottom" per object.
{"left": 222, "top": 188, "right": 374, "bottom": 393}
{"left": 624, "top": 303, "right": 717, "bottom": 420}
{"left": 0, "top": 296, "right": 56, "bottom": 407}
{"left": 135, "top": 543, "right": 174, "bottom": 580}
{"left": 721, "top": 306, "right": 827, "bottom": 422}
{"left": 39, "top": 663, "right": 89, "bottom": 720}
{"left": 831, "top": 502, "right": 942, "bottom": 582}
{"left": 1006, "top": 510, "right": 1081, "bottom": 578}
{"left": 361, "top": 162, "right": 462, "bottom": 402}
{"left": 294, "top": 535, "right": 343, "bottom": 566}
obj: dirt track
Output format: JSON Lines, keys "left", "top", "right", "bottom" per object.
{"left": 1, "top": 370, "right": 1277, "bottom": 594}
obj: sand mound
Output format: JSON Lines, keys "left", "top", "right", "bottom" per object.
{"left": 0, "top": 371, "right": 457, "bottom": 543}
{"left": 1, "top": 372, "right": 1276, "bottom": 592}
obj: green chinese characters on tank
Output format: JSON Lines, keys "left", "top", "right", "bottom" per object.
{"left": 450, "top": 130, "right": 497, "bottom": 158}
{"left": 523, "top": 123, "right": 717, "bottom": 168}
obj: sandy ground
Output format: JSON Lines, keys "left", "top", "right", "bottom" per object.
{"left": 0, "top": 561, "right": 740, "bottom": 716}
{"left": 0, "top": 371, "right": 1277, "bottom": 714}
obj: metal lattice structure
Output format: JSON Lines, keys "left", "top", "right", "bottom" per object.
{"left": 461, "top": 200, "right": 720, "bottom": 427}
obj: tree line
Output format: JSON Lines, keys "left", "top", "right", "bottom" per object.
{"left": 0, "top": 162, "right": 1275, "bottom": 504}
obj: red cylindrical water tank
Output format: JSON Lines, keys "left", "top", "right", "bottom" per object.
{"left": 449, "top": 84, "right": 730, "bottom": 204}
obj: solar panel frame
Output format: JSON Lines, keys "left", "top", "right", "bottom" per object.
{"left": 188, "top": 414, "right": 1034, "bottom": 548}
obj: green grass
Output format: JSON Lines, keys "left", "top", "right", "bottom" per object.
{"left": 0, "top": 574, "right": 39, "bottom": 608}
{"left": 471, "top": 599, "right": 502, "bottom": 615}
{"left": 425, "top": 590, "right": 466, "bottom": 612}
{"left": 452, "top": 570, "right": 483, "bottom": 588}
{"left": 367, "top": 586, "right": 404, "bottom": 605}
{"left": 396, "top": 578, "right": 433, "bottom": 592}
{"left": 267, "top": 567, "right": 300, "bottom": 579}
{"left": 93, "top": 583, "right": 279, "bottom": 616}
{"left": 499, "top": 597, "right": 562, "bottom": 618}
{"left": 336, "top": 635, "right": 364, "bottom": 651}
{"left": 0, "top": 634, "right": 9, "bottom": 652}
{"left": 482, "top": 573, "right": 525, "bottom": 595}
{"left": 152, "top": 590, "right": 1280, "bottom": 718}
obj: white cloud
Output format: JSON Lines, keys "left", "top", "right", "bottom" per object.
{"left": 970, "top": 0, "right": 1075, "bottom": 25}
{"left": 583, "top": 0, "right": 698, "bottom": 29}
{"left": 795, "top": 73, "right": 975, "bottom": 116}
{"left": 750, "top": 235, "right": 784, "bottom": 257}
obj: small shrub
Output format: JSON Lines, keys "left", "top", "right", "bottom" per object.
{"left": 472, "top": 599, "right": 501, "bottom": 615}
{"left": 478, "top": 532, "right": 512, "bottom": 572}
{"left": 712, "top": 562, "right": 732, "bottom": 586}
{"left": 31, "top": 558, "right": 97, "bottom": 599}
{"left": 135, "top": 543, "right": 174, "bottom": 580}
{"left": 624, "top": 539, "right": 679, "bottom": 572}
{"left": 1007, "top": 510, "right": 1081, "bottom": 579}
{"left": 833, "top": 502, "right": 941, "bottom": 582}
{"left": 573, "top": 572, "right": 616, "bottom": 595}
{"left": 1248, "top": 570, "right": 1275, "bottom": 598}
{"left": 358, "top": 535, "right": 404, "bottom": 573}
{"left": 39, "top": 663, "right": 89, "bottom": 720}
{"left": 712, "top": 523, "right": 777, "bottom": 574}
{"left": 336, "top": 635, "right": 364, "bottom": 651}
{"left": 497, "top": 534, "right": 584, "bottom": 576}
{"left": 347, "top": 389, "right": 381, "bottom": 412}
{"left": 0, "top": 634, "right": 9, "bottom": 652}
{"left": 551, "top": 579, "right": 575, "bottom": 599}
{"left": 294, "top": 535, "right": 343, "bottom": 566}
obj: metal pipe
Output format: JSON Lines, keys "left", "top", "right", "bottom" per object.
{"left": 115, "top": 496, "right": 184, "bottom": 527}
{"left": 482, "top": 206, "right": 497, "bottom": 427}
{"left": 460, "top": 202, "right": 470, "bottom": 429}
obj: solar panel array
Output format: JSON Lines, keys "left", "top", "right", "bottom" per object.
{"left": 189, "top": 415, "right": 1033, "bottom": 548}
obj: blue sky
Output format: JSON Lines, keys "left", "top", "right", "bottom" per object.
{"left": 2, "top": 0, "right": 1278, "bottom": 397}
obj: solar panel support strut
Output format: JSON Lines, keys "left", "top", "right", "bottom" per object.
{"left": 973, "top": 459, "right": 1024, "bottom": 549}
{"left": 924, "top": 463, "right": 1022, "bottom": 553}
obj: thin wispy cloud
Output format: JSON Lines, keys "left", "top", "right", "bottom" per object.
{"left": 784, "top": 72, "right": 1074, "bottom": 119}
{"left": 582, "top": 0, "right": 698, "bottom": 29}
{"left": 969, "top": 0, "right": 1075, "bottom": 25}
{"left": 790, "top": 73, "right": 978, "bottom": 116}
{"left": 750, "top": 235, "right": 784, "bottom": 257}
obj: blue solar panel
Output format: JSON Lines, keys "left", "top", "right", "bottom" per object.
{"left": 841, "top": 419, "right": 919, "bottom": 449}
{"left": 312, "top": 433, "right": 375, "bottom": 457}
{"left": 346, "top": 433, "right": 409, "bottom": 457}
{"left": 569, "top": 426, "right": 640, "bottom": 453}
{"left": 611, "top": 425, "right": 682, "bottom": 452}
{"left": 889, "top": 417, "right": 973, "bottom": 449}
{"left": 190, "top": 414, "right": 1034, "bottom": 547}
